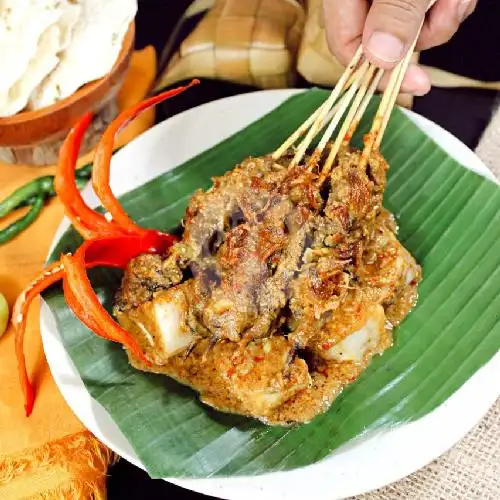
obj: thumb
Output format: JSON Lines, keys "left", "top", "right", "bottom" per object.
{"left": 363, "top": 0, "right": 430, "bottom": 69}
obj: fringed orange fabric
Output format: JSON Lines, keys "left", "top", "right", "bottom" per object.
{"left": 0, "top": 431, "right": 118, "bottom": 499}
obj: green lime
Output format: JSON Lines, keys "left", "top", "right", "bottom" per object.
{"left": 0, "top": 292, "right": 9, "bottom": 337}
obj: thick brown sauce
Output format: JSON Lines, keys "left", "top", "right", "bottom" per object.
{"left": 116, "top": 149, "right": 422, "bottom": 425}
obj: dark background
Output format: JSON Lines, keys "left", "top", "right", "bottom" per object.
{"left": 108, "top": 1, "right": 500, "bottom": 498}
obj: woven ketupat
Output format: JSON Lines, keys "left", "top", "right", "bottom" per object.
{"left": 156, "top": 0, "right": 305, "bottom": 89}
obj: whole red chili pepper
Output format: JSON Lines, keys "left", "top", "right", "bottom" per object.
{"left": 92, "top": 80, "right": 200, "bottom": 235}
{"left": 13, "top": 80, "right": 199, "bottom": 416}
{"left": 14, "top": 232, "right": 177, "bottom": 416}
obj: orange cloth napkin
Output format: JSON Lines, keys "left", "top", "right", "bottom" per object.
{"left": 0, "top": 46, "right": 157, "bottom": 499}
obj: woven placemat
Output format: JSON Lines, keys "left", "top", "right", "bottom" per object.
{"left": 352, "top": 105, "right": 500, "bottom": 499}
{"left": 476, "top": 101, "right": 500, "bottom": 179}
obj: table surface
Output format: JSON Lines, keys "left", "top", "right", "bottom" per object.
{"left": 105, "top": 1, "right": 500, "bottom": 498}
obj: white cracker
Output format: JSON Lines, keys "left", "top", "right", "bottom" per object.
{"left": 0, "top": 24, "right": 59, "bottom": 117}
{"left": 0, "top": 1, "right": 81, "bottom": 117}
{"left": 0, "top": 0, "right": 61, "bottom": 95}
{"left": 29, "top": 0, "right": 137, "bottom": 110}
{"left": 56, "top": 1, "right": 81, "bottom": 51}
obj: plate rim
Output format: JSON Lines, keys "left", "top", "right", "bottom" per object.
{"left": 39, "top": 88, "right": 500, "bottom": 500}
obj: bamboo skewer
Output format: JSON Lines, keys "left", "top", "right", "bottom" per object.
{"left": 320, "top": 64, "right": 378, "bottom": 179}
{"left": 272, "top": 104, "right": 326, "bottom": 160}
{"left": 274, "top": 27, "right": 431, "bottom": 181}
{"left": 272, "top": 61, "right": 371, "bottom": 162}
{"left": 343, "top": 68, "right": 384, "bottom": 150}
{"left": 317, "top": 62, "right": 371, "bottom": 157}
{"left": 374, "top": 40, "right": 420, "bottom": 149}
{"left": 288, "top": 46, "right": 364, "bottom": 168}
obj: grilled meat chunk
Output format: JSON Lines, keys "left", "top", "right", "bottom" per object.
{"left": 114, "top": 148, "right": 421, "bottom": 425}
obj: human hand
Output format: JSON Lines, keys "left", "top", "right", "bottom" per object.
{"left": 323, "top": 0, "right": 477, "bottom": 96}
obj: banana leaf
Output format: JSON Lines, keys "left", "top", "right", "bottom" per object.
{"left": 43, "top": 89, "right": 500, "bottom": 478}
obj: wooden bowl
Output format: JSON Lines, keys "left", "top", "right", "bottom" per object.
{"left": 0, "top": 22, "right": 135, "bottom": 150}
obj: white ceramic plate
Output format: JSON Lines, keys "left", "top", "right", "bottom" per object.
{"left": 40, "top": 89, "right": 500, "bottom": 500}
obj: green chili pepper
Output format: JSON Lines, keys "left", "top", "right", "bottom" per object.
{"left": 0, "top": 195, "right": 45, "bottom": 244}
{"left": 0, "top": 164, "right": 92, "bottom": 245}
{"left": 0, "top": 176, "right": 53, "bottom": 218}
{"left": 0, "top": 291, "right": 8, "bottom": 338}
{"left": 0, "top": 148, "right": 122, "bottom": 245}
{"left": 22, "top": 176, "right": 89, "bottom": 207}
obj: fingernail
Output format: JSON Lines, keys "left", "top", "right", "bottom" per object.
{"left": 366, "top": 32, "right": 405, "bottom": 63}
{"left": 456, "top": 0, "right": 472, "bottom": 21}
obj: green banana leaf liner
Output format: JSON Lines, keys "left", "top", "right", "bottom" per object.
{"left": 44, "top": 89, "right": 500, "bottom": 479}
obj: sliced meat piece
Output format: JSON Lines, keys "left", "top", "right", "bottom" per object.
{"left": 114, "top": 148, "right": 421, "bottom": 426}
{"left": 115, "top": 254, "right": 175, "bottom": 312}
{"left": 202, "top": 225, "right": 267, "bottom": 341}
{"left": 246, "top": 212, "right": 312, "bottom": 340}
{"left": 326, "top": 150, "right": 386, "bottom": 223}
{"left": 116, "top": 282, "right": 196, "bottom": 365}
{"left": 358, "top": 223, "right": 420, "bottom": 306}
{"left": 214, "top": 337, "right": 311, "bottom": 418}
